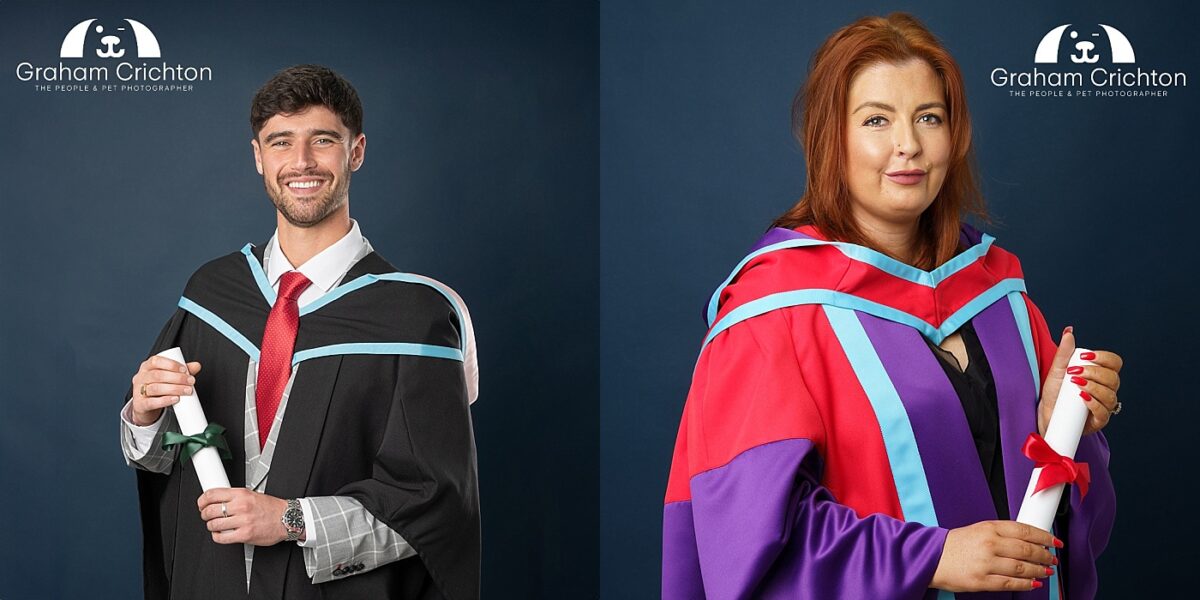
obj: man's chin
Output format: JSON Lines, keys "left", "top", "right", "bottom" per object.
{"left": 275, "top": 199, "right": 344, "bottom": 229}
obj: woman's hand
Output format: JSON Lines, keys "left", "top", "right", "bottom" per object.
{"left": 1038, "top": 327, "right": 1123, "bottom": 437}
{"left": 930, "top": 521, "right": 1059, "bottom": 592}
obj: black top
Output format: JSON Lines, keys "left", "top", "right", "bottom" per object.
{"left": 925, "top": 321, "right": 1010, "bottom": 520}
{"left": 132, "top": 245, "right": 480, "bottom": 600}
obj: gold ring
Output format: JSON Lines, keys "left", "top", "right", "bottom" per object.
{"left": 140, "top": 383, "right": 148, "bottom": 397}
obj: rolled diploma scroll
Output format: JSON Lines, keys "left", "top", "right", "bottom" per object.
{"left": 1015, "top": 348, "right": 1095, "bottom": 532}
{"left": 157, "top": 347, "right": 231, "bottom": 491}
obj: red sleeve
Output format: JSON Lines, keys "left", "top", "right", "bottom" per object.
{"left": 1024, "top": 294, "right": 1059, "bottom": 387}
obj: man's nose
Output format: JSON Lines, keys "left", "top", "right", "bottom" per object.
{"left": 292, "top": 144, "right": 317, "bottom": 169}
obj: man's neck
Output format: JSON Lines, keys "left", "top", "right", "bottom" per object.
{"left": 275, "top": 210, "right": 352, "bottom": 269}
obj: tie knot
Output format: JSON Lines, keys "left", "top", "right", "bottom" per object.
{"left": 278, "top": 271, "right": 312, "bottom": 301}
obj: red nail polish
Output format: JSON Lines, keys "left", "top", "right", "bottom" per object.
{"left": 1045, "top": 567, "right": 1055, "bottom": 576}
{"left": 1032, "top": 580, "right": 1043, "bottom": 589}
{"left": 1067, "top": 366, "right": 1084, "bottom": 375}
{"left": 1080, "top": 390, "right": 1092, "bottom": 402}
{"left": 1080, "top": 351, "right": 1096, "bottom": 360}
{"left": 1070, "top": 376, "right": 1087, "bottom": 386}
{"left": 1063, "top": 326, "right": 1073, "bottom": 335}
{"left": 1053, "top": 538, "right": 1064, "bottom": 548}
{"left": 1052, "top": 556, "right": 1060, "bottom": 565}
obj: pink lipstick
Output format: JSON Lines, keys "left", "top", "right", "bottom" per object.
{"left": 885, "top": 169, "right": 926, "bottom": 185}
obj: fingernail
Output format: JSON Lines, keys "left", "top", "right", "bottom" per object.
{"left": 1080, "top": 351, "right": 1096, "bottom": 360}
{"left": 180, "top": 366, "right": 188, "bottom": 373}
{"left": 185, "top": 387, "right": 193, "bottom": 395}
{"left": 1053, "top": 538, "right": 1064, "bottom": 548}
{"left": 1080, "top": 390, "right": 1092, "bottom": 402}
{"left": 1032, "top": 580, "right": 1043, "bottom": 589}
{"left": 1045, "top": 567, "right": 1055, "bottom": 576}
{"left": 1052, "top": 556, "right": 1060, "bottom": 565}
{"left": 1067, "top": 366, "right": 1084, "bottom": 375}
{"left": 1070, "top": 376, "right": 1087, "bottom": 386}
{"left": 188, "top": 376, "right": 196, "bottom": 384}
{"left": 1063, "top": 326, "right": 1073, "bottom": 335}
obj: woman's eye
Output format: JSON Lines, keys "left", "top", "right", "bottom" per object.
{"left": 918, "top": 113, "right": 944, "bottom": 125}
{"left": 864, "top": 116, "right": 887, "bottom": 127}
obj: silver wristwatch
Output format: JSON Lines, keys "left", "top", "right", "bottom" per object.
{"left": 282, "top": 498, "right": 305, "bottom": 542}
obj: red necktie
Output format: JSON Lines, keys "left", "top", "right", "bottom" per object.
{"left": 255, "top": 271, "right": 312, "bottom": 449}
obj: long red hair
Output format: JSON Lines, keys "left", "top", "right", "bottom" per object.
{"left": 774, "top": 13, "right": 987, "bottom": 269}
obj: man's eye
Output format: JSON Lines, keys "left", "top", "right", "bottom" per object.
{"left": 272, "top": 141, "right": 290, "bottom": 147}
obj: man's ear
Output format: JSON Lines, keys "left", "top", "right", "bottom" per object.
{"left": 350, "top": 133, "right": 366, "bottom": 172}
{"left": 251, "top": 138, "right": 263, "bottom": 175}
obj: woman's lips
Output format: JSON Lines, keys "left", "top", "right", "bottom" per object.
{"left": 885, "top": 171, "right": 925, "bottom": 185}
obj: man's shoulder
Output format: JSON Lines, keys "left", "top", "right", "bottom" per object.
{"left": 348, "top": 251, "right": 468, "bottom": 314}
{"left": 180, "top": 246, "right": 258, "bottom": 296}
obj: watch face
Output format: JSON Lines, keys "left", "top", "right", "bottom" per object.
{"left": 285, "top": 511, "right": 302, "bottom": 528}
{"left": 284, "top": 501, "right": 304, "bottom": 530}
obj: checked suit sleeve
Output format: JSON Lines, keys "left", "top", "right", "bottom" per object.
{"left": 118, "top": 309, "right": 186, "bottom": 473}
{"left": 298, "top": 495, "right": 418, "bottom": 583}
{"left": 119, "top": 400, "right": 179, "bottom": 473}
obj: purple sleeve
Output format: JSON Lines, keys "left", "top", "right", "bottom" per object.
{"left": 1064, "top": 431, "right": 1116, "bottom": 599}
{"left": 663, "top": 438, "right": 948, "bottom": 600}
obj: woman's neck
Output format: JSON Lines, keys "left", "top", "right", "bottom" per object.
{"left": 854, "top": 216, "right": 919, "bottom": 265}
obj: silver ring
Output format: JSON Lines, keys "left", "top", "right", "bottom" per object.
{"left": 1111, "top": 400, "right": 1122, "bottom": 416}
{"left": 221, "top": 503, "right": 229, "bottom": 518}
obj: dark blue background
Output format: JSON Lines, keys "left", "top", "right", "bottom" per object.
{"left": 600, "top": 1, "right": 1195, "bottom": 598}
{"left": 1, "top": 0, "right": 1195, "bottom": 598}
{"left": 0, "top": 1, "right": 597, "bottom": 598}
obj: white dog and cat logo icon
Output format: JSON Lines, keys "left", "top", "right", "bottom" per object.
{"left": 14, "top": 16, "right": 214, "bottom": 92}
{"left": 60, "top": 18, "right": 160, "bottom": 59}
{"left": 1033, "top": 24, "right": 1135, "bottom": 64}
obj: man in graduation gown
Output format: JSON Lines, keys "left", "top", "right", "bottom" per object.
{"left": 118, "top": 65, "right": 480, "bottom": 600}
{"left": 663, "top": 225, "right": 1116, "bottom": 599}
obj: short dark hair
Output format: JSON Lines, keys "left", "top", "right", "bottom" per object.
{"left": 250, "top": 64, "right": 363, "bottom": 138}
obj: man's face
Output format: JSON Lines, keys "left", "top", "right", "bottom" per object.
{"left": 251, "top": 105, "right": 366, "bottom": 228}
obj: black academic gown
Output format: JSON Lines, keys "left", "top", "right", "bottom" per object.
{"left": 130, "top": 244, "right": 480, "bottom": 600}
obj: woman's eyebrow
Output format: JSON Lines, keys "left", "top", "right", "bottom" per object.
{"left": 852, "top": 101, "right": 947, "bottom": 113}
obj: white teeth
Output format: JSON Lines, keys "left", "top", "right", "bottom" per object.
{"left": 288, "top": 180, "right": 321, "bottom": 189}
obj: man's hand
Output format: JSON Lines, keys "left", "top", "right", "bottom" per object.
{"left": 197, "top": 488, "right": 290, "bottom": 546}
{"left": 930, "top": 520, "right": 1059, "bottom": 592}
{"left": 130, "top": 356, "right": 201, "bottom": 426}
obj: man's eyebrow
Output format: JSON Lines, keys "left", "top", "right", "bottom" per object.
{"left": 262, "top": 129, "right": 345, "bottom": 143}
{"left": 310, "top": 129, "right": 345, "bottom": 140}
{"left": 264, "top": 130, "right": 293, "bottom": 143}
{"left": 852, "top": 101, "right": 948, "bottom": 114}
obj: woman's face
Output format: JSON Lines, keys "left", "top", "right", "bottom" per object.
{"left": 844, "top": 59, "right": 951, "bottom": 233}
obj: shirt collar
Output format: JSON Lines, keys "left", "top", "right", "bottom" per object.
{"left": 265, "top": 219, "right": 365, "bottom": 294}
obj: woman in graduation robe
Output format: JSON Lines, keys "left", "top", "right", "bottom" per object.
{"left": 662, "top": 13, "right": 1122, "bottom": 599}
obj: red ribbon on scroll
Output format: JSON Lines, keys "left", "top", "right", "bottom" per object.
{"left": 1022, "top": 433, "right": 1091, "bottom": 500}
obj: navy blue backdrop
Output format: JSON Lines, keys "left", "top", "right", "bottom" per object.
{"left": 601, "top": 1, "right": 1195, "bottom": 598}
{"left": 1, "top": 0, "right": 1195, "bottom": 598}
{"left": 0, "top": 1, "right": 597, "bottom": 598}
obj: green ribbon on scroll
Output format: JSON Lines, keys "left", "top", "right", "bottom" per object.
{"left": 161, "top": 423, "right": 232, "bottom": 463}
